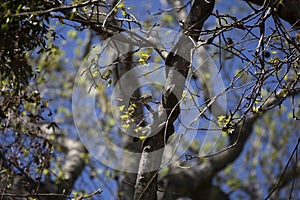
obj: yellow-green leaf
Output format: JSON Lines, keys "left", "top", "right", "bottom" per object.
{"left": 119, "top": 105, "right": 125, "bottom": 111}
{"left": 139, "top": 136, "right": 146, "bottom": 141}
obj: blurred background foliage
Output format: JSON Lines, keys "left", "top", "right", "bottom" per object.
{"left": 0, "top": 0, "right": 299, "bottom": 199}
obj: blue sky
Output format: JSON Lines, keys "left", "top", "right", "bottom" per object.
{"left": 45, "top": 1, "right": 299, "bottom": 199}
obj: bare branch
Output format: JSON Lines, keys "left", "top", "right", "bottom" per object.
{"left": 245, "top": 0, "right": 300, "bottom": 27}
{"left": 160, "top": 86, "right": 300, "bottom": 199}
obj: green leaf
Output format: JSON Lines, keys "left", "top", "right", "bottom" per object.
{"left": 119, "top": 105, "right": 125, "bottom": 111}
{"left": 117, "top": 3, "right": 126, "bottom": 10}
{"left": 139, "top": 136, "right": 146, "bottom": 141}
{"left": 122, "top": 124, "right": 130, "bottom": 129}
{"left": 161, "top": 14, "right": 174, "bottom": 24}
{"left": 67, "top": 30, "right": 77, "bottom": 38}
{"left": 120, "top": 114, "right": 128, "bottom": 120}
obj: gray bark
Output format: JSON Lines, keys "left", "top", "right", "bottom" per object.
{"left": 134, "top": 1, "right": 215, "bottom": 199}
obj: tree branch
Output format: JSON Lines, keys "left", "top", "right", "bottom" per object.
{"left": 3, "top": 110, "right": 87, "bottom": 199}
{"left": 134, "top": 1, "right": 215, "bottom": 199}
{"left": 245, "top": 0, "right": 300, "bottom": 26}
{"left": 161, "top": 86, "right": 300, "bottom": 199}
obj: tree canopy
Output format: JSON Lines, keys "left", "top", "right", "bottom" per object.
{"left": 0, "top": 0, "right": 299, "bottom": 199}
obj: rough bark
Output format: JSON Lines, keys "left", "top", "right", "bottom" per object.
{"left": 133, "top": 1, "right": 215, "bottom": 199}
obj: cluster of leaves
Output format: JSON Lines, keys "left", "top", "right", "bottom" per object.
{"left": 0, "top": 0, "right": 60, "bottom": 139}
{"left": 119, "top": 103, "right": 151, "bottom": 140}
{"left": 119, "top": 103, "right": 137, "bottom": 129}
{"left": 138, "top": 52, "right": 151, "bottom": 66}
{"left": 114, "top": 2, "right": 127, "bottom": 17}
{"left": 0, "top": 0, "right": 52, "bottom": 92}
{"left": 0, "top": 1, "right": 65, "bottom": 195}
